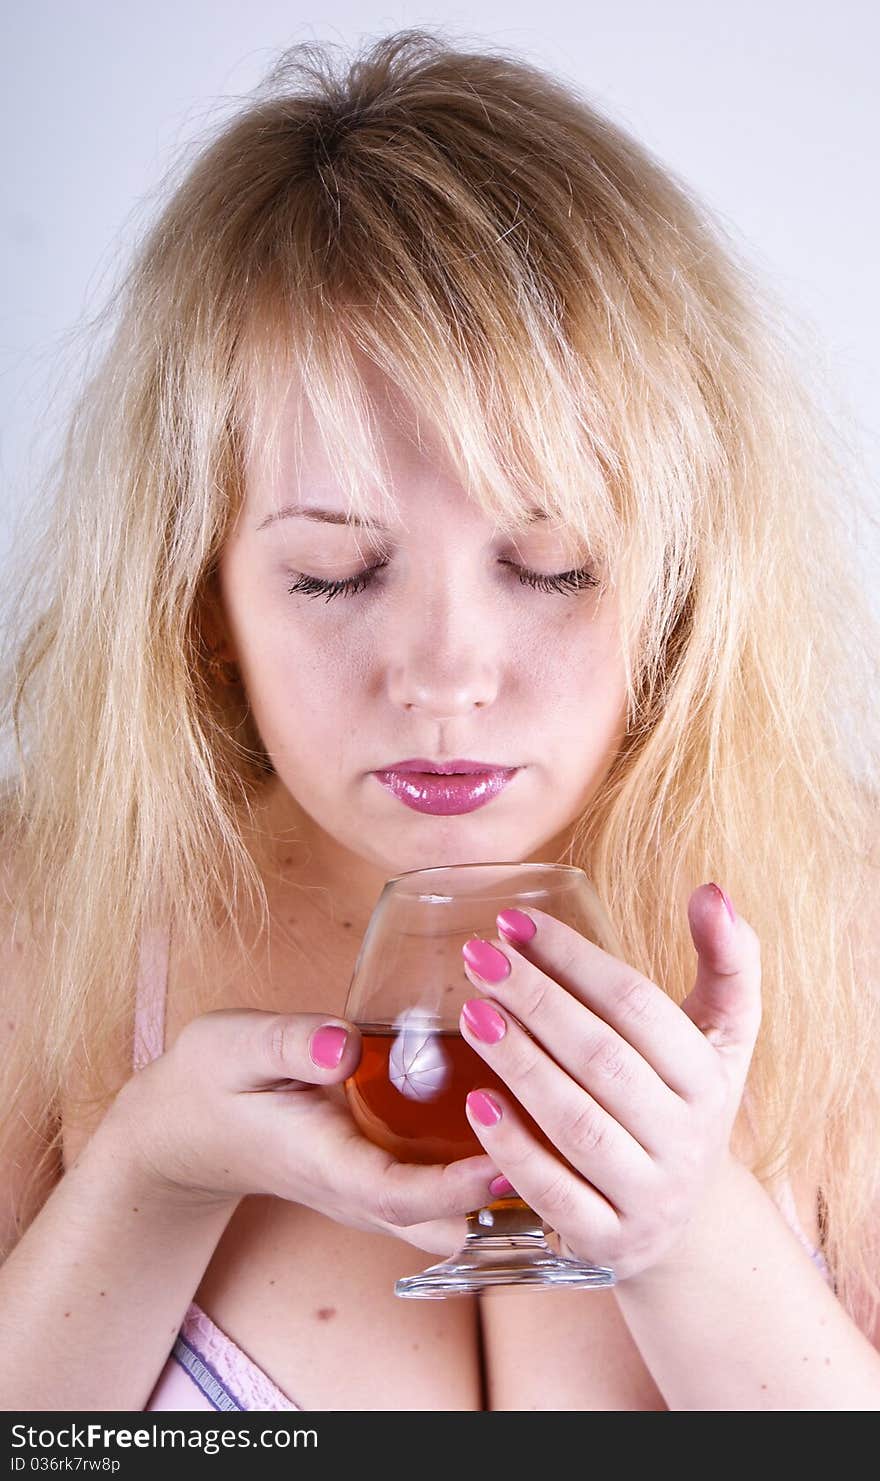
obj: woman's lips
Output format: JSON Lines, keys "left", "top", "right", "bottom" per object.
{"left": 372, "top": 767, "right": 520, "bottom": 815}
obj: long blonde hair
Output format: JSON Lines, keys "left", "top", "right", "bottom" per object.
{"left": 2, "top": 28, "right": 878, "bottom": 1328}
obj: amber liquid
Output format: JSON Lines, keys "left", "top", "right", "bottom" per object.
{"left": 345, "top": 1024, "right": 545, "bottom": 1167}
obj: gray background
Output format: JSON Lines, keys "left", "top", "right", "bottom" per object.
{"left": 2, "top": 2, "right": 878, "bottom": 612}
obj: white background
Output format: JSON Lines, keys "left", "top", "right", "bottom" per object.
{"left": 2, "top": 2, "right": 878, "bottom": 600}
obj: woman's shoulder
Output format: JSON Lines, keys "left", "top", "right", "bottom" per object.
{"left": 0, "top": 848, "right": 63, "bottom": 1259}
{"left": 0, "top": 835, "right": 142, "bottom": 1187}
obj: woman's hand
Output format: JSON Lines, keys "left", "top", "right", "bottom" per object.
{"left": 111, "top": 1009, "right": 500, "bottom": 1256}
{"left": 458, "top": 884, "right": 762, "bottom": 1281}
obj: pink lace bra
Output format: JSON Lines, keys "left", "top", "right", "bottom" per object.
{"left": 136, "top": 920, "right": 832, "bottom": 1411}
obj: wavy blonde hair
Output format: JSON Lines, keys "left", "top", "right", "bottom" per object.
{"left": 2, "top": 28, "right": 878, "bottom": 1330}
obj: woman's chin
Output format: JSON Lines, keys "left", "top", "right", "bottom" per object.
{"left": 363, "top": 836, "right": 533, "bottom": 879}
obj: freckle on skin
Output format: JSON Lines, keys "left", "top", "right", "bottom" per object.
{"left": 64, "top": 1312, "right": 71, "bottom": 1318}
{"left": 825, "top": 1358, "right": 831, "bottom": 1365}
{"left": 760, "top": 1383, "right": 767, "bottom": 1390}
{"left": 316, "top": 1307, "right": 336, "bottom": 1321}
{"left": 269, "top": 1280, "right": 276, "bottom": 1286}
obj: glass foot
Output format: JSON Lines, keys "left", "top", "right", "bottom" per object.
{"left": 395, "top": 1230, "right": 616, "bottom": 1298}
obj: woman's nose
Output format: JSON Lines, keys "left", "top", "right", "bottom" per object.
{"left": 385, "top": 608, "right": 501, "bottom": 719}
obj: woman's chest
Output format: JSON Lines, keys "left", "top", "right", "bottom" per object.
{"left": 190, "top": 1194, "right": 668, "bottom": 1410}
{"left": 66, "top": 919, "right": 487, "bottom": 1410}
{"left": 190, "top": 1194, "right": 487, "bottom": 1410}
{"left": 63, "top": 914, "right": 666, "bottom": 1410}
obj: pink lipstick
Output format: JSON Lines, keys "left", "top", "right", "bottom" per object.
{"left": 372, "top": 758, "right": 520, "bottom": 816}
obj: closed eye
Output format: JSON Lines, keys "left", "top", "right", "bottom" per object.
{"left": 286, "top": 561, "right": 599, "bottom": 603}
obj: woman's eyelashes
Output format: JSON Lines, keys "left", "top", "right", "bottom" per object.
{"left": 286, "top": 560, "right": 599, "bottom": 604}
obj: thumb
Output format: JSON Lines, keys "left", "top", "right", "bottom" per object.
{"left": 187, "top": 1008, "right": 363, "bottom": 1092}
{"left": 249, "top": 1012, "right": 364, "bottom": 1091}
{"left": 680, "top": 884, "right": 762, "bottom": 1056}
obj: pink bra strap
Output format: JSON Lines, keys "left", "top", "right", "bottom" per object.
{"left": 179, "top": 1302, "right": 302, "bottom": 1410}
{"left": 133, "top": 921, "right": 171, "bottom": 1070}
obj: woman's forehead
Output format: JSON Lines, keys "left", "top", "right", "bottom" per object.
{"left": 246, "top": 352, "right": 446, "bottom": 466}
{"left": 238, "top": 331, "right": 613, "bottom": 560}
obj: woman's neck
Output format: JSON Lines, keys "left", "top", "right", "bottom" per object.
{"left": 241, "top": 771, "right": 583, "bottom": 943}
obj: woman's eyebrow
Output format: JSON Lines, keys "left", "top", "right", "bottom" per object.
{"left": 255, "top": 505, "right": 388, "bottom": 532}
{"left": 255, "top": 504, "right": 550, "bottom": 533}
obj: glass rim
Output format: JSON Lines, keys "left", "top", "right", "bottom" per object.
{"left": 382, "top": 860, "right": 586, "bottom": 894}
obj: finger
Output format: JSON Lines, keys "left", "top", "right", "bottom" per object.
{"left": 459, "top": 1002, "right": 654, "bottom": 1210}
{"left": 355, "top": 1146, "right": 504, "bottom": 1229}
{"left": 463, "top": 1084, "right": 621, "bottom": 1254}
{"left": 461, "top": 942, "right": 685, "bottom": 1155}
{"left": 400, "top": 1213, "right": 471, "bottom": 1256}
{"left": 680, "top": 884, "right": 762, "bottom": 1070}
{"left": 262, "top": 1086, "right": 503, "bottom": 1223}
{"left": 189, "top": 1008, "right": 364, "bottom": 1092}
{"left": 465, "top": 908, "right": 717, "bottom": 1100}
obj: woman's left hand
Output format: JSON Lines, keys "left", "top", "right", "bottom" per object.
{"left": 459, "top": 884, "right": 762, "bottom": 1282}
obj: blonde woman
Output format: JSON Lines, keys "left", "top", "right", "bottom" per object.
{"left": 1, "top": 29, "right": 879, "bottom": 1411}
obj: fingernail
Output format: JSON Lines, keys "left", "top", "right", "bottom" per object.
{"left": 467, "top": 1090, "right": 503, "bottom": 1126}
{"left": 461, "top": 998, "right": 507, "bottom": 1044}
{"left": 309, "top": 1024, "right": 348, "bottom": 1068}
{"left": 708, "top": 883, "right": 736, "bottom": 924}
{"left": 489, "top": 1174, "right": 516, "bottom": 1198}
{"left": 462, "top": 938, "right": 511, "bottom": 983}
{"left": 497, "top": 908, "right": 537, "bottom": 943}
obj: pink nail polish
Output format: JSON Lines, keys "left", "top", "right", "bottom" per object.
{"left": 462, "top": 937, "right": 511, "bottom": 983}
{"left": 309, "top": 1024, "right": 348, "bottom": 1068}
{"left": 461, "top": 998, "right": 507, "bottom": 1044}
{"left": 497, "top": 908, "right": 537, "bottom": 943}
{"left": 489, "top": 1175, "right": 516, "bottom": 1198}
{"left": 709, "top": 883, "right": 736, "bottom": 924}
{"left": 467, "top": 1089, "right": 503, "bottom": 1126}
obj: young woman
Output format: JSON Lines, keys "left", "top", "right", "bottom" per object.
{"left": 1, "top": 29, "right": 879, "bottom": 1411}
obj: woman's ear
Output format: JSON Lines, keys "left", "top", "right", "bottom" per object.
{"left": 200, "top": 567, "right": 238, "bottom": 663}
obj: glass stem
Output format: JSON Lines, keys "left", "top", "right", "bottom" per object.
{"left": 466, "top": 1201, "right": 545, "bottom": 1241}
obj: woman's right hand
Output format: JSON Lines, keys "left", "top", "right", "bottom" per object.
{"left": 111, "top": 1008, "right": 500, "bottom": 1254}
